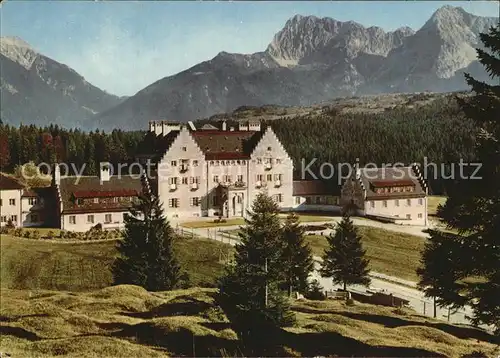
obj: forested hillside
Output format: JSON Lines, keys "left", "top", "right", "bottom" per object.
{"left": 0, "top": 95, "right": 475, "bottom": 194}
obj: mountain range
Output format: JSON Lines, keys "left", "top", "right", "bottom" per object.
{"left": 1, "top": 5, "right": 498, "bottom": 130}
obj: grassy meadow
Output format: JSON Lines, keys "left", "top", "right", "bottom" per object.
{"left": 0, "top": 234, "right": 232, "bottom": 291}
{"left": 306, "top": 226, "right": 426, "bottom": 282}
{"left": 1, "top": 285, "right": 497, "bottom": 357}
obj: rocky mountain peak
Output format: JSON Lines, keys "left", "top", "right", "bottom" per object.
{"left": 0, "top": 36, "right": 39, "bottom": 70}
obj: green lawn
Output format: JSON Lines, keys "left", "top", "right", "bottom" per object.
{"left": 306, "top": 226, "right": 427, "bottom": 282}
{"left": 180, "top": 218, "right": 246, "bottom": 228}
{"left": 0, "top": 234, "right": 232, "bottom": 291}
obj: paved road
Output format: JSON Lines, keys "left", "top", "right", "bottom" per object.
{"left": 176, "top": 218, "right": 484, "bottom": 329}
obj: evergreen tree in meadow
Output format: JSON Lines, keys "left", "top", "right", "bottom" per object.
{"left": 217, "top": 193, "right": 295, "bottom": 353}
{"left": 320, "top": 213, "right": 370, "bottom": 291}
{"left": 281, "top": 213, "right": 314, "bottom": 295}
{"left": 113, "top": 193, "right": 181, "bottom": 291}
{"left": 418, "top": 26, "right": 500, "bottom": 333}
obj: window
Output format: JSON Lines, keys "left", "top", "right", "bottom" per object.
{"left": 236, "top": 196, "right": 242, "bottom": 204}
{"left": 406, "top": 214, "right": 411, "bottom": 219}
{"left": 69, "top": 216, "right": 76, "bottom": 224}
{"left": 182, "top": 177, "right": 188, "bottom": 185}
{"left": 213, "top": 175, "right": 219, "bottom": 183}
{"left": 28, "top": 198, "right": 38, "bottom": 205}
{"left": 94, "top": 198, "right": 99, "bottom": 204}
{"left": 418, "top": 198, "right": 423, "bottom": 206}
{"left": 237, "top": 175, "right": 243, "bottom": 182}
{"left": 305, "top": 197, "right": 312, "bottom": 204}
{"left": 370, "top": 201, "right": 375, "bottom": 208}
{"left": 256, "top": 174, "right": 263, "bottom": 181}
{"left": 0, "top": 199, "right": 2, "bottom": 206}
{"left": 215, "top": 161, "right": 220, "bottom": 166}
{"left": 273, "top": 194, "right": 283, "bottom": 203}
{"left": 223, "top": 175, "right": 232, "bottom": 183}
{"left": 383, "top": 200, "right": 387, "bottom": 208}
{"left": 257, "top": 158, "right": 262, "bottom": 164}
{"left": 169, "top": 198, "right": 179, "bottom": 208}
{"left": 265, "top": 158, "right": 272, "bottom": 164}
{"left": 9, "top": 198, "right": 15, "bottom": 206}
{"left": 105, "top": 214, "right": 112, "bottom": 223}
{"left": 168, "top": 177, "right": 178, "bottom": 185}
{"left": 10, "top": 215, "right": 17, "bottom": 222}
{"left": 123, "top": 213, "right": 128, "bottom": 221}
{"left": 1, "top": 216, "right": 6, "bottom": 223}
{"left": 193, "top": 160, "right": 198, "bottom": 166}
{"left": 395, "top": 199, "right": 399, "bottom": 207}
{"left": 182, "top": 146, "right": 187, "bottom": 152}
{"left": 274, "top": 174, "right": 282, "bottom": 181}
{"left": 190, "top": 197, "right": 200, "bottom": 206}
{"left": 190, "top": 177, "right": 200, "bottom": 184}
{"left": 212, "top": 196, "right": 219, "bottom": 206}
{"left": 266, "top": 174, "right": 272, "bottom": 181}
{"left": 76, "top": 198, "right": 84, "bottom": 205}
{"left": 171, "top": 160, "right": 177, "bottom": 166}
{"left": 295, "top": 197, "right": 301, "bottom": 205}
{"left": 407, "top": 199, "right": 412, "bottom": 206}
{"left": 87, "top": 215, "right": 94, "bottom": 224}
{"left": 418, "top": 213, "right": 423, "bottom": 219}
{"left": 267, "top": 146, "right": 272, "bottom": 151}
{"left": 276, "top": 159, "right": 282, "bottom": 164}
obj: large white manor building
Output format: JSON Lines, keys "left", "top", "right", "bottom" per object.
{"left": 145, "top": 120, "right": 295, "bottom": 219}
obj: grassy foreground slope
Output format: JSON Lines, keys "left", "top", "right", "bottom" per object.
{"left": 1, "top": 285, "right": 497, "bottom": 357}
{"left": 0, "top": 235, "right": 232, "bottom": 291}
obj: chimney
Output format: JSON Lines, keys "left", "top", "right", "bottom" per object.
{"left": 222, "top": 121, "right": 227, "bottom": 131}
{"left": 229, "top": 127, "right": 235, "bottom": 131}
{"left": 99, "top": 162, "right": 112, "bottom": 183}
{"left": 149, "top": 121, "right": 155, "bottom": 133}
{"left": 53, "top": 163, "right": 61, "bottom": 186}
{"left": 188, "top": 121, "right": 196, "bottom": 131}
{"left": 154, "top": 121, "right": 163, "bottom": 136}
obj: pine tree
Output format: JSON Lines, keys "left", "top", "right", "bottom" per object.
{"left": 418, "top": 26, "right": 500, "bottom": 333}
{"left": 113, "top": 193, "right": 181, "bottom": 291}
{"left": 281, "top": 213, "right": 314, "bottom": 295}
{"left": 320, "top": 213, "right": 370, "bottom": 291}
{"left": 217, "top": 193, "right": 295, "bottom": 353}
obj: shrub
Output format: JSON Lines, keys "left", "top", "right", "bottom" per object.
{"left": 46, "top": 231, "right": 55, "bottom": 240}
{"left": 305, "top": 279, "right": 326, "bottom": 301}
{"left": 14, "top": 228, "right": 23, "bottom": 237}
{"left": 5, "top": 220, "right": 15, "bottom": 229}
{"left": 23, "top": 230, "right": 31, "bottom": 239}
{"left": 32, "top": 230, "right": 40, "bottom": 240}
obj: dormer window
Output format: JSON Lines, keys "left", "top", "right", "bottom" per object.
{"left": 267, "top": 146, "right": 272, "bottom": 151}
{"left": 182, "top": 147, "right": 187, "bottom": 151}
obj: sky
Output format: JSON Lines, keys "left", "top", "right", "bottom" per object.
{"left": 1, "top": 1, "right": 498, "bottom": 97}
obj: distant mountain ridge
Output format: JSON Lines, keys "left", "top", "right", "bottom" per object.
{"left": 95, "top": 5, "right": 498, "bottom": 130}
{"left": 0, "top": 36, "right": 124, "bottom": 128}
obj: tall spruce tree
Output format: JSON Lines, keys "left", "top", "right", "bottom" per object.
{"left": 320, "top": 213, "right": 371, "bottom": 291}
{"left": 281, "top": 213, "right": 314, "bottom": 295}
{"left": 217, "top": 193, "right": 295, "bottom": 353}
{"left": 113, "top": 193, "right": 181, "bottom": 291}
{"left": 418, "top": 26, "right": 500, "bottom": 333}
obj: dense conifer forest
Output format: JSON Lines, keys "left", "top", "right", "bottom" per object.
{"left": 0, "top": 95, "right": 476, "bottom": 194}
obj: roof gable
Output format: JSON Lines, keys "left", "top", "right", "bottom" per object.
{"left": 0, "top": 173, "right": 24, "bottom": 190}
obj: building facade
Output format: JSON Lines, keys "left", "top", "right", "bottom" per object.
{"left": 340, "top": 165, "right": 428, "bottom": 226}
{"left": 0, "top": 173, "right": 23, "bottom": 227}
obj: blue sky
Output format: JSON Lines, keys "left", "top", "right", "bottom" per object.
{"left": 1, "top": 1, "right": 498, "bottom": 96}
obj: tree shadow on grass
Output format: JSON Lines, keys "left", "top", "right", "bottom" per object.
{"left": 0, "top": 314, "right": 49, "bottom": 323}
{"left": 122, "top": 295, "right": 212, "bottom": 319}
{"left": 334, "top": 311, "right": 499, "bottom": 345}
{"left": 281, "top": 329, "right": 446, "bottom": 357}
{"left": 107, "top": 321, "right": 242, "bottom": 357}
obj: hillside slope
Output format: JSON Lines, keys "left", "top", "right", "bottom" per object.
{"left": 1, "top": 285, "right": 497, "bottom": 357}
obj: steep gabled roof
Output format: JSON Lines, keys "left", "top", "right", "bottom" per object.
{"left": 191, "top": 130, "right": 264, "bottom": 160}
{"left": 358, "top": 166, "right": 426, "bottom": 200}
